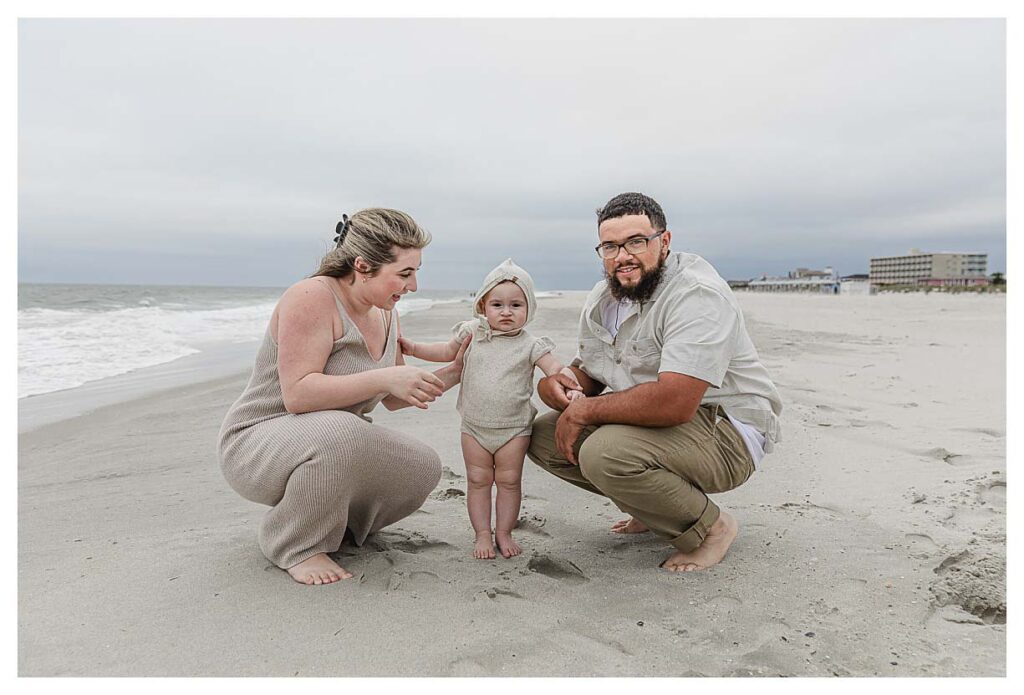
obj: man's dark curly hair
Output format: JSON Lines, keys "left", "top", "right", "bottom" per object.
{"left": 596, "top": 192, "right": 667, "bottom": 231}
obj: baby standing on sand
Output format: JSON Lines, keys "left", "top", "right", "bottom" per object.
{"left": 400, "top": 259, "right": 581, "bottom": 559}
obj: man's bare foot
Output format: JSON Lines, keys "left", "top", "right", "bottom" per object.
{"left": 473, "top": 530, "right": 496, "bottom": 559}
{"left": 495, "top": 530, "right": 521, "bottom": 558}
{"left": 661, "top": 511, "right": 739, "bottom": 572}
{"left": 286, "top": 553, "right": 354, "bottom": 585}
{"left": 611, "top": 516, "right": 650, "bottom": 534}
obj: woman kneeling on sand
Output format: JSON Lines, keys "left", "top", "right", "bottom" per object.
{"left": 218, "top": 208, "right": 467, "bottom": 586}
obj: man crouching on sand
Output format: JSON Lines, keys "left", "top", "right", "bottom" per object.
{"left": 527, "top": 192, "right": 783, "bottom": 571}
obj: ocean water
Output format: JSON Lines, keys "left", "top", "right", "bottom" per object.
{"left": 17, "top": 283, "right": 470, "bottom": 399}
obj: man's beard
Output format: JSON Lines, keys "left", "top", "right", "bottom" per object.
{"left": 606, "top": 256, "right": 666, "bottom": 303}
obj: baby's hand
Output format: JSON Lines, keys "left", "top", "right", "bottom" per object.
{"left": 558, "top": 367, "right": 585, "bottom": 400}
{"left": 398, "top": 336, "right": 416, "bottom": 357}
{"left": 558, "top": 366, "right": 583, "bottom": 390}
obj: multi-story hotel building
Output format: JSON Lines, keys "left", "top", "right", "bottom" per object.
{"left": 869, "top": 250, "right": 988, "bottom": 287}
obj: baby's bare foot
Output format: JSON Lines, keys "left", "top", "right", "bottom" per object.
{"left": 473, "top": 530, "right": 496, "bottom": 559}
{"left": 611, "top": 517, "right": 650, "bottom": 534}
{"left": 495, "top": 530, "right": 521, "bottom": 558}
{"left": 286, "top": 553, "right": 353, "bottom": 585}
{"left": 661, "top": 511, "right": 739, "bottom": 572}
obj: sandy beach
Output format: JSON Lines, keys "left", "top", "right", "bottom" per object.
{"left": 18, "top": 290, "right": 1006, "bottom": 677}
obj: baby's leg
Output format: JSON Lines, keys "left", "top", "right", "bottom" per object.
{"left": 493, "top": 435, "right": 530, "bottom": 558}
{"left": 461, "top": 433, "right": 496, "bottom": 560}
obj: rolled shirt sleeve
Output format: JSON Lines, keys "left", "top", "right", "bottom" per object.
{"left": 658, "top": 285, "right": 740, "bottom": 389}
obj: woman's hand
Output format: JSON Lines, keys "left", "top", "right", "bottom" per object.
{"left": 384, "top": 366, "right": 446, "bottom": 409}
{"left": 436, "top": 335, "right": 470, "bottom": 384}
{"left": 451, "top": 335, "right": 470, "bottom": 374}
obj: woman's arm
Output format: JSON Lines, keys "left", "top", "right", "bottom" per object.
{"left": 276, "top": 281, "right": 444, "bottom": 413}
{"left": 383, "top": 319, "right": 470, "bottom": 410}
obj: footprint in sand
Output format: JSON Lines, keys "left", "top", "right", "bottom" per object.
{"left": 918, "top": 447, "right": 968, "bottom": 465}
{"left": 475, "top": 586, "right": 524, "bottom": 601}
{"left": 849, "top": 418, "right": 896, "bottom": 429}
{"left": 516, "top": 514, "right": 551, "bottom": 537}
{"left": 904, "top": 533, "right": 940, "bottom": 558}
{"left": 433, "top": 487, "right": 466, "bottom": 501}
{"left": 385, "top": 569, "right": 444, "bottom": 592}
{"left": 707, "top": 595, "right": 743, "bottom": 612}
{"left": 440, "top": 466, "right": 464, "bottom": 481}
{"left": 777, "top": 501, "right": 843, "bottom": 519}
{"left": 953, "top": 427, "right": 1004, "bottom": 438}
{"left": 527, "top": 553, "right": 588, "bottom": 584}
{"left": 977, "top": 480, "right": 1006, "bottom": 509}
{"left": 905, "top": 532, "right": 939, "bottom": 547}
{"left": 369, "top": 530, "right": 453, "bottom": 554}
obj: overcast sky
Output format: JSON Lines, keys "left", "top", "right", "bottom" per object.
{"left": 18, "top": 18, "right": 1005, "bottom": 289}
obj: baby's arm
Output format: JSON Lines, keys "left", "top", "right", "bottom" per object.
{"left": 399, "top": 335, "right": 463, "bottom": 362}
{"left": 534, "top": 353, "right": 585, "bottom": 399}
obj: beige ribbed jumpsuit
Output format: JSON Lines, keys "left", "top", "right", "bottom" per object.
{"left": 218, "top": 284, "right": 442, "bottom": 569}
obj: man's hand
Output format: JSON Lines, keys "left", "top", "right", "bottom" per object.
{"left": 538, "top": 372, "right": 581, "bottom": 411}
{"left": 554, "top": 398, "right": 589, "bottom": 465}
{"left": 558, "top": 367, "right": 585, "bottom": 401}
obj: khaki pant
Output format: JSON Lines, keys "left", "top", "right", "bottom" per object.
{"left": 527, "top": 404, "right": 755, "bottom": 553}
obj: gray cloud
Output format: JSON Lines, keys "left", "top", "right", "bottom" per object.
{"left": 19, "top": 18, "right": 1005, "bottom": 289}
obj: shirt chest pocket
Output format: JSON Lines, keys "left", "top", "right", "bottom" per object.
{"left": 625, "top": 337, "right": 662, "bottom": 376}
{"left": 577, "top": 337, "right": 608, "bottom": 379}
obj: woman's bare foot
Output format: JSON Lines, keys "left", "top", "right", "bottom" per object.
{"left": 611, "top": 516, "right": 650, "bottom": 534}
{"left": 495, "top": 530, "right": 521, "bottom": 558}
{"left": 473, "top": 530, "right": 496, "bottom": 559}
{"left": 661, "top": 511, "right": 739, "bottom": 572}
{"left": 286, "top": 553, "right": 354, "bottom": 585}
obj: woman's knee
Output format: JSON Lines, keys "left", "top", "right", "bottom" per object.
{"left": 392, "top": 443, "right": 442, "bottom": 500}
{"left": 420, "top": 447, "right": 443, "bottom": 490}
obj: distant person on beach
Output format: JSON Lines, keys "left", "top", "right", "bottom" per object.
{"left": 528, "top": 192, "right": 783, "bottom": 571}
{"left": 400, "top": 258, "right": 583, "bottom": 559}
{"left": 218, "top": 209, "right": 467, "bottom": 586}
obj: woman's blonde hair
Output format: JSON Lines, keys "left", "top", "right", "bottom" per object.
{"left": 312, "top": 208, "right": 431, "bottom": 280}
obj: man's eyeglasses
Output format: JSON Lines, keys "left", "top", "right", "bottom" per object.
{"left": 595, "top": 231, "right": 665, "bottom": 259}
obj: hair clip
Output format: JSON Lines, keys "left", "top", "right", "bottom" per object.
{"left": 333, "top": 214, "right": 351, "bottom": 246}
